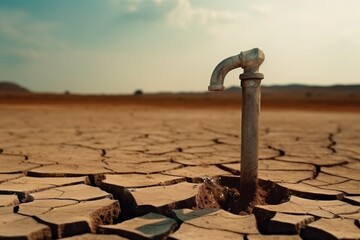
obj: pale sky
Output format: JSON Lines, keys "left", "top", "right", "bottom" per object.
{"left": 0, "top": 0, "right": 359, "bottom": 94}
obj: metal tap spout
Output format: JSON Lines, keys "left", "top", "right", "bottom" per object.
{"left": 208, "top": 48, "right": 265, "bottom": 91}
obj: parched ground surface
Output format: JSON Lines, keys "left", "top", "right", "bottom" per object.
{"left": 0, "top": 104, "right": 359, "bottom": 239}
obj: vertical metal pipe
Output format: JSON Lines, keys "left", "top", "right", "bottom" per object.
{"left": 239, "top": 78, "right": 262, "bottom": 211}
{"left": 208, "top": 48, "right": 265, "bottom": 212}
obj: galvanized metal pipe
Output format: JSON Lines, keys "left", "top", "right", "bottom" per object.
{"left": 208, "top": 48, "right": 265, "bottom": 212}
{"left": 239, "top": 77, "right": 262, "bottom": 211}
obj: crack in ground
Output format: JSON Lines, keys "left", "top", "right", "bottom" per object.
{"left": 201, "top": 127, "right": 239, "bottom": 138}
{"left": 101, "top": 159, "right": 110, "bottom": 166}
{"left": 0, "top": 152, "right": 28, "bottom": 160}
{"left": 143, "top": 149, "right": 181, "bottom": 156}
{"left": 131, "top": 133, "right": 150, "bottom": 141}
{"left": 212, "top": 138, "right": 225, "bottom": 145}
{"left": 267, "top": 146, "right": 285, "bottom": 157}
{"left": 51, "top": 188, "right": 66, "bottom": 198}
{"left": 317, "top": 206, "right": 340, "bottom": 218}
{"left": 316, "top": 171, "right": 355, "bottom": 182}
{"left": 150, "top": 159, "right": 179, "bottom": 164}
{"left": 301, "top": 179, "right": 351, "bottom": 190}
{"left": 314, "top": 165, "right": 321, "bottom": 178}
{"left": 104, "top": 167, "right": 116, "bottom": 173}
{"left": 348, "top": 156, "right": 360, "bottom": 162}
{"left": 101, "top": 149, "right": 106, "bottom": 157}
{"left": 216, "top": 164, "right": 240, "bottom": 175}
{"left": 327, "top": 133, "right": 337, "bottom": 154}
{"left": 61, "top": 143, "right": 106, "bottom": 156}
{"left": 16, "top": 200, "right": 80, "bottom": 216}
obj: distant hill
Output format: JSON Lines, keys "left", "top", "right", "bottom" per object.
{"left": 0, "top": 82, "right": 30, "bottom": 93}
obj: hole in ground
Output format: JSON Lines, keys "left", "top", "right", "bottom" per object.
{"left": 101, "top": 175, "right": 290, "bottom": 223}
{"left": 217, "top": 176, "right": 290, "bottom": 214}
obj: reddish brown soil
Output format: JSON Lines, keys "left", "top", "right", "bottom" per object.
{"left": 0, "top": 89, "right": 359, "bottom": 112}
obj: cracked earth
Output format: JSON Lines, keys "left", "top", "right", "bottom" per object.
{"left": 0, "top": 105, "right": 359, "bottom": 239}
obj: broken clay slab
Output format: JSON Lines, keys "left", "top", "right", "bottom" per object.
{"left": 172, "top": 208, "right": 259, "bottom": 235}
{"left": 33, "top": 198, "right": 120, "bottom": 238}
{"left": 0, "top": 208, "right": 52, "bottom": 239}
{"left": 31, "top": 184, "right": 112, "bottom": 201}
{"left": 98, "top": 212, "right": 177, "bottom": 239}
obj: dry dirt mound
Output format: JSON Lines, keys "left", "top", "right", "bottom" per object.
{"left": 0, "top": 81, "right": 30, "bottom": 93}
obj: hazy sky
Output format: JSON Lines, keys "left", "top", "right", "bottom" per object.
{"left": 0, "top": 0, "right": 359, "bottom": 94}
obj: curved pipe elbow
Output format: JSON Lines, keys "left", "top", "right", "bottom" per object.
{"left": 208, "top": 54, "right": 242, "bottom": 91}
{"left": 208, "top": 48, "right": 265, "bottom": 91}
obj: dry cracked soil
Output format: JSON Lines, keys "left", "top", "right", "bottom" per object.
{"left": 0, "top": 104, "right": 359, "bottom": 240}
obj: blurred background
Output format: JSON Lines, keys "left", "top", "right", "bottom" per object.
{"left": 0, "top": 0, "right": 359, "bottom": 94}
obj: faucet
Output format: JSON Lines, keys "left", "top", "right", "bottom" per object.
{"left": 208, "top": 48, "right": 265, "bottom": 213}
{"left": 208, "top": 48, "right": 264, "bottom": 91}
